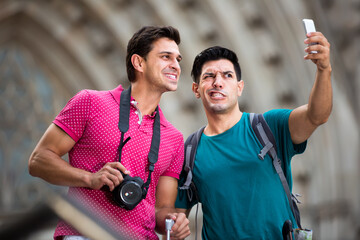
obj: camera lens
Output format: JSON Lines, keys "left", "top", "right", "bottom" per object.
{"left": 119, "top": 181, "right": 142, "bottom": 205}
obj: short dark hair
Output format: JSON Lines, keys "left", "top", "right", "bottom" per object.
{"left": 126, "top": 26, "right": 181, "bottom": 82}
{"left": 191, "top": 46, "right": 242, "bottom": 84}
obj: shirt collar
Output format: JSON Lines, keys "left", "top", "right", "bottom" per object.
{"left": 110, "top": 85, "right": 169, "bottom": 127}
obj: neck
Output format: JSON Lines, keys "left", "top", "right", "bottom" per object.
{"left": 204, "top": 108, "right": 243, "bottom": 136}
{"left": 130, "top": 81, "right": 162, "bottom": 116}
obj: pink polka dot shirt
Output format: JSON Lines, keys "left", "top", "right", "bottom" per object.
{"left": 52, "top": 85, "right": 184, "bottom": 240}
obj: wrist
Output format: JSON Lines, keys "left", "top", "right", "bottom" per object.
{"left": 318, "top": 64, "right": 332, "bottom": 74}
{"left": 81, "top": 171, "right": 92, "bottom": 188}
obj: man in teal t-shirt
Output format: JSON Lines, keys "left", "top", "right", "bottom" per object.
{"left": 176, "top": 32, "right": 332, "bottom": 240}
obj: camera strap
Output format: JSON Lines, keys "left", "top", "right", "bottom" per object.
{"left": 118, "top": 86, "right": 160, "bottom": 196}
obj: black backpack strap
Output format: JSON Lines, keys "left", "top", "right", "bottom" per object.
{"left": 250, "top": 113, "right": 302, "bottom": 229}
{"left": 179, "top": 126, "right": 205, "bottom": 201}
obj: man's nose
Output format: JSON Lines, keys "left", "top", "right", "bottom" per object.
{"left": 170, "top": 58, "right": 181, "bottom": 72}
{"left": 212, "top": 73, "right": 223, "bottom": 88}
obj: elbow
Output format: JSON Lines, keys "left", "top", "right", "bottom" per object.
{"left": 314, "top": 118, "right": 328, "bottom": 126}
{"left": 309, "top": 113, "right": 331, "bottom": 127}
{"left": 28, "top": 152, "right": 40, "bottom": 177}
{"left": 28, "top": 158, "right": 36, "bottom": 177}
{"left": 309, "top": 105, "right": 332, "bottom": 126}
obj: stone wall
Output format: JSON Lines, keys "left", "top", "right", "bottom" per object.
{"left": 0, "top": 0, "right": 359, "bottom": 239}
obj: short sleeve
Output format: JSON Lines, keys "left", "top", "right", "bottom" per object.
{"left": 161, "top": 134, "right": 184, "bottom": 179}
{"left": 264, "top": 109, "right": 307, "bottom": 162}
{"left": 53, "top": 90, "right": 91, "bottom": 142}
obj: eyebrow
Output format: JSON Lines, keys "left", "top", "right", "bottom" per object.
{"left": 202, "top": 72, "right": 215, "bottom": 77}
{"left": 159, "top": 51, "right": 182, "bottom": 61}
{"left": 223, "top": 71, "right": 234, "bottom": 75}
{"left": 202, "top": 70, "right": 234, "bottom": 77}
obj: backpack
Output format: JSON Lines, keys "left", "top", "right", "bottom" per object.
{"left": 179, "top": 113, "right": 302, "bottom": 229}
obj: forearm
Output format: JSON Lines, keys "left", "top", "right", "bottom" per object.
{"left": 155, "top": 207, "right": 176, "bottom": 234}
{"left": 29, "top": 149, "right": 91, "bottom": 187}
{"left": 308, "top": 66, "right": 333, "bottom": 125}
{"left": 155, "top": 176, "right": 191, "bottom": 238}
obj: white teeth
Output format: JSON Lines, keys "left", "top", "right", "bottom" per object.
{"left": 166, "top": 74, "right": 176, "bottom": 80}
{"left": 212, "top": 93, "right": 223, "bottom": 97}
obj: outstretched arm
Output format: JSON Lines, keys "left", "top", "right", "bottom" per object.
{"left": 289, "top": 31, "right": 332, "bottom": 144}
{"left": 155, "top": 176, "right": 190, "bottom": 239}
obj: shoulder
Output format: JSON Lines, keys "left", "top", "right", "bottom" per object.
{"left": 85, "top": 88, "right": 112, "bottom": 99}
{"left": 70, "top": 88, "right": 108, "bottom": 101}
{"left": 261, "top": 109, "right": 293, "bottom": 140}
{"left": 263, "top": 109, "right": 292, "bottom": 121}
{"left": 61, "top": 90, "right": 92, "bottom": 110}
{"left": 78, "top": 87, "right": 119, "bottom": 108}
{"left": 262, "top": 109, "right": 292, "bottom": 127}
{"left": 71, "top": 85, "right": 123, "bottom": 101}
{"left": 63, "top": 87, "right": 120, "bottom": 116}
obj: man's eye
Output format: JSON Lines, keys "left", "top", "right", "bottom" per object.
{"left": 225, "top": 73, "right": 233, "bottom": 78}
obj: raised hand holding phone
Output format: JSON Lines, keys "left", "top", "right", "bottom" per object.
{"left": 302, "top": 19, "right": 318, "bottom": 54}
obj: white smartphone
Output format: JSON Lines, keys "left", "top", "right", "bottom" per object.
{"left": 302, "top": 19, "right": 317, "bottom": 53}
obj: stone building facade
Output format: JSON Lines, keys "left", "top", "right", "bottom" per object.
{"left": 0, "top": 0, "right": 359, "bottom": 239}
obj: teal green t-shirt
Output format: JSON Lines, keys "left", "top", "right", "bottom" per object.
{"left": 176, "top": 110, "right": 306, "bottom": 240}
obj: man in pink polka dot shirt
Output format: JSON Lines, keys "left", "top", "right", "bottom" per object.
{"left": 29, "top": 26, "right": 190, "bottom": 240}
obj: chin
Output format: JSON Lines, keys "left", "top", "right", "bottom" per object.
{"left": 166, "top": 83, "right": 178, "bottom": 92}
{"left": 208, "top": 104, "right": 229, "bottom": 113}
{"left": 167, "top": 87, "right": 177, "bottom": 92}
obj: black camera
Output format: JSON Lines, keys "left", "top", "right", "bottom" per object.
{"left": 113, "top": 173, "right": 146, "bottom": 210}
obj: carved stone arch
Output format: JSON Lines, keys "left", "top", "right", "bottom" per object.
{"left": 1, "top": 6, "right": 92, "bottom": 93}
{"left": 0, "top": 0, "right": 128, "bottom": 214}
{"left": 0, "top": 20, "right": 70, "bottom": 216}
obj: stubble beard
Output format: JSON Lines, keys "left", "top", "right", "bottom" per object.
{"left": 207, "top": 102, "right": 230, "bottom": 114}
{"left": 148, "top": 75, "right": 178, "bottom": 94}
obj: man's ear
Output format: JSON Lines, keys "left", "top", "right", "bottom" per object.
{"left": 237, "top": 80, "right": 244, "bottom": 97}
{"left": 192, "top": 82, "right": 201, "bottom": 98}
{"left": 131, "top": 54, "right": 144, "bottom": 73}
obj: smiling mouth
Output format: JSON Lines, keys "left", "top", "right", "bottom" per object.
{"left": 164, "top": 73, "right": 177, "bottom": 81}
